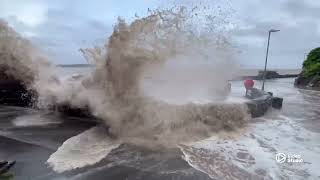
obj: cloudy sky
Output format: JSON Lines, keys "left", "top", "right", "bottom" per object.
{"left": 0, "top": 0, "right": 319, "bottom": 68}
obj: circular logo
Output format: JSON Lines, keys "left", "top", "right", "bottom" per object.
{"left": 276, "top": 153, "right": 287, "bottom": 163}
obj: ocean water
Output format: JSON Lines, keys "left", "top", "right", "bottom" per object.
{"left": 0, "top": 66, "right": 319, "bottom": 180}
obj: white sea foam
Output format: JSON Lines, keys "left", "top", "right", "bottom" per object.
{"left": 180, "top": 114, "right": 320, "bottom": 179}
{"left": 13, "top": 114, "right": 61, "bottom": 127}
{"left": 47, "top": 126, "right": 120, "bottom": 173}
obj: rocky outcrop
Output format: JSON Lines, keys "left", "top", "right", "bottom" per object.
{"left": 0, "top": 161, "right": 15, "bottom": 176}
{"left": 0, "top": 78, "right": 97, "bottom": 121}
{"left": 295, "top": 47, "right": 320, "bottom": 90}
{"left": 0, "top": 77, "right": 34, "bottom": 107}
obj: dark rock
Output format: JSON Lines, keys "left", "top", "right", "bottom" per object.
{"left": 0, "top": 79, "right": 96, "bottom": 120}
{"left": 308, "top": 75, "right": 320, "bottom": 88}
{"left": 294, "top": 73, "right": 311, "bottom": 87}
{"left": 52, "top": 103, "right": 102, "bottom": 124}
{"left": 0, "top": 80, "right": 34, "bottom": 107}
{"left": 54, "top": 104, "right": 93, "bottom": 118}
{"left": 295, "top": 74, "right": 320, "bottom": 89}
{"left": 0, "top": 161, "right": 16, "bottom": 175}
{"left": 271, "top": 97, "right": 283, "bottom": 109}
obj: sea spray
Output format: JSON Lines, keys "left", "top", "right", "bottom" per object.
{"left": 0, "top": 19, "right": 60, "bottom": 108}
{"left": 77, "top": 7, "right": 249, "bottom": 146}
{"left": 0, "top": 20, "right": 53, "bottom": 86}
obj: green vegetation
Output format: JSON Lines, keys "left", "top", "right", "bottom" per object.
{"left": 0, "top": 173, "right": 14, "bottom": 180}
{"left": 303, "top": 47, "right": 320, "bottom": 77}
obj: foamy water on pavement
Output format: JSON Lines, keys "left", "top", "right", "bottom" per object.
{"left": 180, "top": 78, "right": 320, "bottom": 179}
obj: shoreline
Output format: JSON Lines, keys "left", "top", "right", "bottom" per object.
{"left": 232, "top": 73, "right": 299, "bottom": 81}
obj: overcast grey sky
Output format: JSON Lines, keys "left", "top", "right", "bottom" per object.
{"left": 0, "top": 0, "right": 319, "bottom": 68}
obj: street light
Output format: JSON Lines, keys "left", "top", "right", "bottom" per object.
{"left": 261, "top": 29, "right": 280, "bottom": 91}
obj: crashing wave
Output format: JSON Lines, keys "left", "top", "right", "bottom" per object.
{"left": 0, "top": 19, "right": 59, "bottom": 107}
{"left": 0, "top": 7, "right": 254, "bottom": 173}
{"left": 75, "top": 7, "right": 249, "bottom": 146}
{"left": 1, "top": 7, "right": 249, "bottom": 147}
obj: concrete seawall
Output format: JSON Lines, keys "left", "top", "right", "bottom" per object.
{"left": 0, "top": 80, "right": 282, "bottom": 119}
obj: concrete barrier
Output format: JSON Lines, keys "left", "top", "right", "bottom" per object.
{"left": 245, "top": 88, "right": 283, "bottom": 118}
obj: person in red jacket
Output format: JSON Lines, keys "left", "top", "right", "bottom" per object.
{"left": 244, "top": 79, "right": 254, "bottom": 96}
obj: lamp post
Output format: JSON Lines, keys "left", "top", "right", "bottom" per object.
{"left": 261, "top": 29, "right": 280, "bottom": 91}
